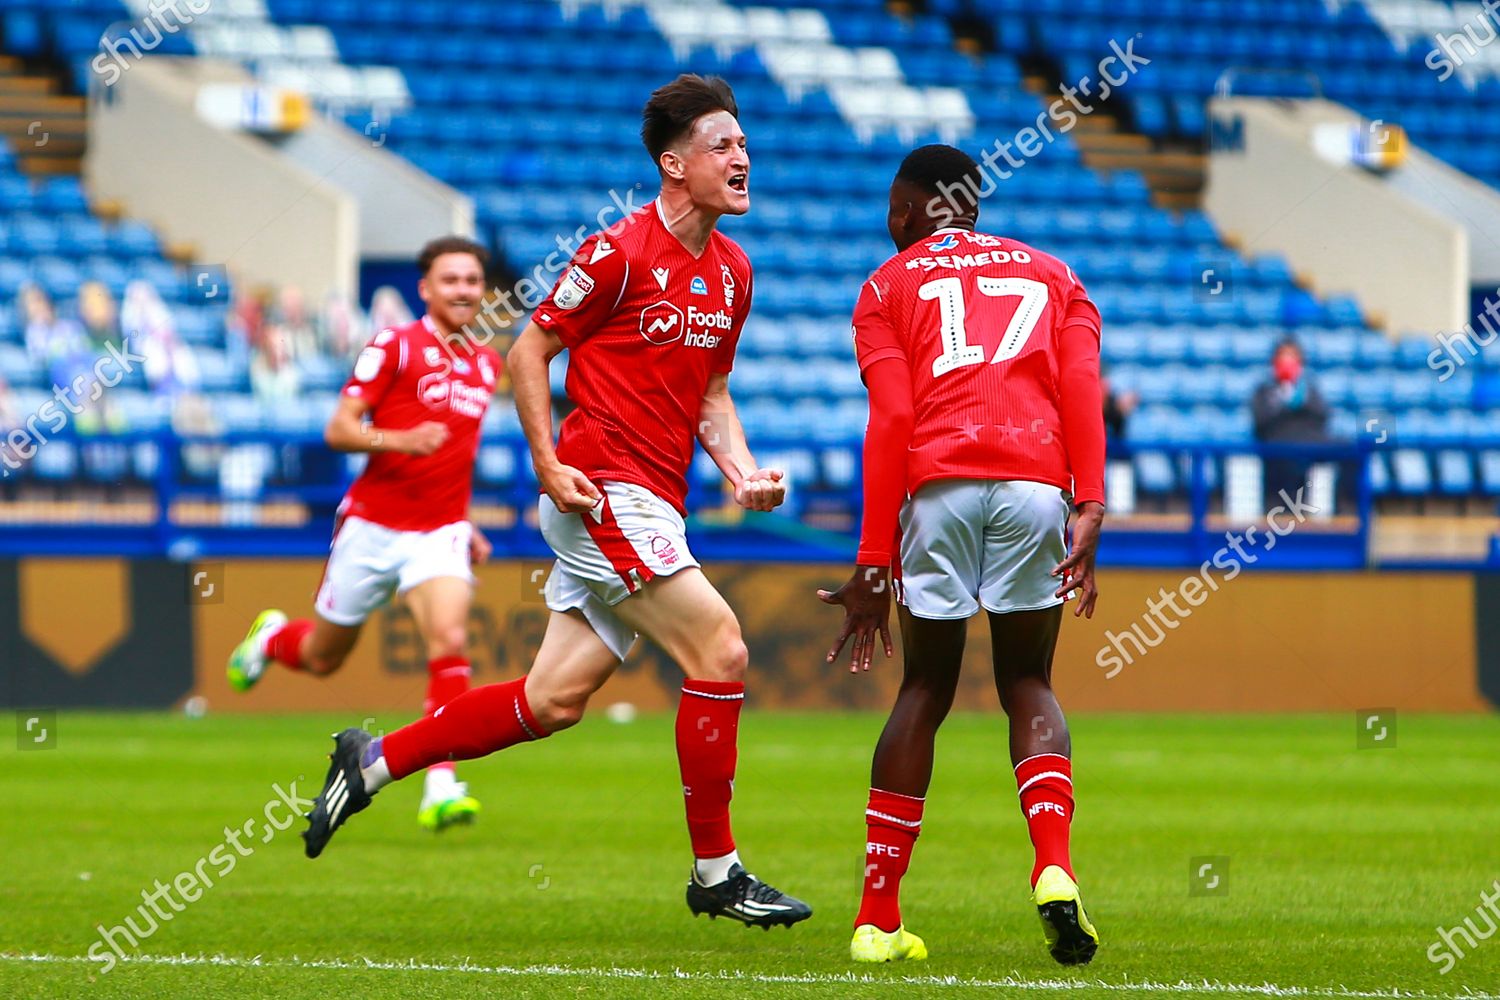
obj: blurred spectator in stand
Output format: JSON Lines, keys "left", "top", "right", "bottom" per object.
{"left": 226, "top": 285, "right": 272, "bottom": 371}
{"left": 274, "top": 285, "right": 318, "bottom": 359}
{"left": 78, "top": 281, "right": 124, "bottom": 354}
{"left": 75, "top": 281, "right": 129, "bottom": 433}
{"left": 251, "top": 327, "right": 302, "bottom": 404}
{"left": 320, "top": 291, "right": 361, "bottom": 359}
{"left": 20, "top": 282, "right": 86, "bottom": 382}
{"left": 1101, "top": 364, "right": 1138, "bottom": 449}
{"left": 368, "top": 284, "right": 414, "bottom": 338}
{"left": 19, "top": 282, "right": 125, "bottom": 432}
{"left": 123, "top": 280, "right": 200, "bottom": 401}
{"left": 1252, "top": 338, "right": 1329, "bottom": 501}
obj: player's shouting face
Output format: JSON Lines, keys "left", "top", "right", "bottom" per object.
{"left": 419, "top": 251, "right": 486, "bottom": 335}
{"left": 664, "top": 110, "right": 750, "bottom": 217}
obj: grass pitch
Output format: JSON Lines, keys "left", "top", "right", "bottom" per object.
{"left": 3, "top": 710, "right": 1498, "bottom": 998}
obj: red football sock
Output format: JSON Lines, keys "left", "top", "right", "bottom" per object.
{"left": 423, "top": 655, "right": 472, "bottom": 715}
{"left": 265, "top": 619, "right": 314, "bottom": 671}
{"left": 676, "top": 679, "right": 743, "bottom": 859}
{"left": 855, "top": 788, "right": 924, "bottom": 932}
{"left": 423, "top": 656, "right": 471, "bottom": 778}
{"left": 1016, "top": 753, "right": 1074, "bottom": 887}
{"left": 382, "top": 676, "right": 546, "bottom": 781}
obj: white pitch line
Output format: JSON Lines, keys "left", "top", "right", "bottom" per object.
{"left": 3, "top": 952, "right": 1496, "bottom": 999}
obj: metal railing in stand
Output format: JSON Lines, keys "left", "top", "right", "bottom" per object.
{"left": 0, "top": 433, "right": 1490, "bottom": 568}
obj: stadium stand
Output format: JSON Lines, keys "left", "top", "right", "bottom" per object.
{"left": 283, "top": 0, "right": 1476, "bottom": 484}
{"left": 1, "top": 0, "right": 1498, "bottom": 556}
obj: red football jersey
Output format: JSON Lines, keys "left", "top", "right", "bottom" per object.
{"left": 853, "top": 228, "right": 1103, "bottom": 499}
{"left": 339, "top": 316, "right": 500, "bottom": 531}
{"left": 534, "top": 200, "right": 753, "bottom": 513}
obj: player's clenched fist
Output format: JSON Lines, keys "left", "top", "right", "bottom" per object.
{"left": 540, "top": 462, "right": 603, "bottom": 514}
{"left": 401, "top": 421, "right": 450, "bottom": 456}
{"left": 734, "top": 468, "right": 785, "bottom": 511}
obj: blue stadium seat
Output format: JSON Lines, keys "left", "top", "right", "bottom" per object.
{"left": 1354, "top": 334, "right": 1397, "bottom": 369}
{"left": 1134, "top": 451, "right": 1177, "bottom": 493}
{"left": 1479, "top": 450, "right": 1500, "bottom": 494}
{"left": 1390, "top": 449, "right": 1433, "bottom": 495}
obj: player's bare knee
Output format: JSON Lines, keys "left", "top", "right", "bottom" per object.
{"left": 997, "top": 672, "right": 1052, "bottom": 706}
{"left": 533, "top": 688, "right": 590, "bottom": 732}
{"left": 425, "top": 624, "right": 468, "bottom": 662}
{"left": 693, "top": 626, "right": 748, "bottom": 682}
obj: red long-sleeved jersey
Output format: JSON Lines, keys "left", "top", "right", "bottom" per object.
{"left": 851, "top": 228, "right": 1105, "bottom": 563}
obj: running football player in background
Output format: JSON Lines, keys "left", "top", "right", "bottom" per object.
{"left": 820, "top": 145, "right": 1106, "bottom": 965}
{"left": 295, "top": 75, "right": 812, "bottom": 930}
{"left": 228, "top": 236, "right": 499, "bottom": 834}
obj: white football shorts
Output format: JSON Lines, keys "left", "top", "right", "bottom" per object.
{"left": 537, "top": 480, "right": 700, "bottom": 661}
{"left": 896, "top": 479, "right": 1070, "bottom": 619}
{"left": 315, "top": 516, "right": 474, "bottom": 626}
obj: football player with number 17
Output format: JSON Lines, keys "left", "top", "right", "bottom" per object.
{"left": 820, "top": 145, "right": 1107, "bottom": 965}
{"left": 296, "top": 74, "right": 813, "bottom": 930}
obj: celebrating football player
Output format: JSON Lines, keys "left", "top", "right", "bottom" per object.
{"left": 296, "top": 75, "right": 812, "bottom": 931}
{"left": 228, "top": 236, "right": 499, "bottom": 834}
{"left": 820, "top": 145, "right": 1106, "bottom": 965}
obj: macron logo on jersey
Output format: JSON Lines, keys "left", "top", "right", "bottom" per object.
{"left": 590, "top": 240, "right": 615, "bottom": 265}
{"left": 927, "top": 234, "right": 959, "bottom": 251}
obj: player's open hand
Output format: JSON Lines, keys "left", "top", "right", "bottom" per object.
{"left": 817, "top": 564, "right": 895, "bottom": 673}
{"left": 402, "top": 421, "right": 450, "bottom": 456}
{"left": 469, "top": 524, "right": 492, "bottom": 566}
{"left": 1052, "top": 501, "right": 1104, "bottom": 619}
{"left": 734, "top": 468, "right": 785, "bottom": 512}
{"left": 540, "top": 462, "right": 603, "bottom": 514}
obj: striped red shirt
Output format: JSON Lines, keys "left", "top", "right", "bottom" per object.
{"left": 852, "top": 228, "right": 1104, "bottom": 502}
{"left": 534, "top": 200, "right": 753, "bottom": 513}
{"left": 339, "top": 316, "right": 499, "bottom": 531}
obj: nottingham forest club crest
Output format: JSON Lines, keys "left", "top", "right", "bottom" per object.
{"left": 721, "top": 264, "right": 735, "bottom": 309}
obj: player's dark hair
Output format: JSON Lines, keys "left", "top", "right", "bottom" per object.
{"left": 896, "top": 143, "right": 984, "bottom": 217}
{"left": 641, "top": 74, "right": 739, "bottom": 168}
{"left": 1274, "top": 336, "right": 1304, "bottom": 358}
{"left": 417, "top": 235, "right": 489, "bottom": 276}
